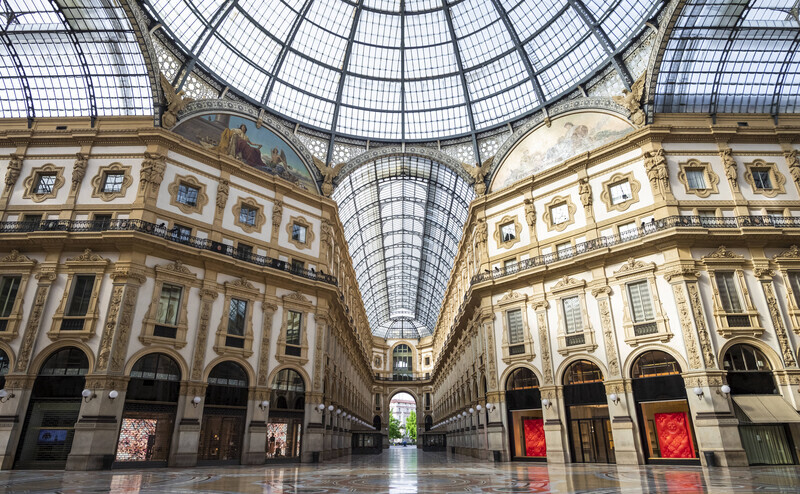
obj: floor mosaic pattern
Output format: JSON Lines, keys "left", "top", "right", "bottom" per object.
{"left": 1, "top": 447, "right": 800, "bottom": 493}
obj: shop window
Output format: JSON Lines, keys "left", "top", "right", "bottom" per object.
{"left": 564, "top": 360, "right": 603, "bottom": 385}
{"left": 723, "top": 344, "right": 776, "bottom": 395}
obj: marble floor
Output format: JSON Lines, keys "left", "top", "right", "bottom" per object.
{"left": 1, "top": 447, "right": 799, "bottom": 493}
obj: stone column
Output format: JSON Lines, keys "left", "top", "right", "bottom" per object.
{"left": 540, "top": 385, "right": 569, "bottom": 463}
{"left": 485, "top": 390, "right": 507, "bottom": 460}
{"left": 242, "top": 388, "right": 268, "bottom": 465}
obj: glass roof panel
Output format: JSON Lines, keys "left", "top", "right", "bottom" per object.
{"left": 143, "top": 0, "right": 661, "bottom": 140}
{"left": 333, "top": 155, "right": 474, "bottom": 338}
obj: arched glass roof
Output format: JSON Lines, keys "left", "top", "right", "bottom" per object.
{"left": 142, "top": 0, "right": 663, "bottom": 141}
{"left": 333, "top": 155, "right": 474, "bottom": 338}
{"left": 654, "top": 0, "right": 800, "bottom": 115}
{"left": 0, "top": 0, "right": 153, "bottom": 120}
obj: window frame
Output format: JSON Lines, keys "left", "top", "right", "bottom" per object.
{"left": 213, "top": 278, "right": 260, "bottom": 358}
{"left": 543, "top": 195, "right": 577, "bottom": 232}
{"left": 702, "top": 246, "right": 763, "bottom": 338}
{"left": 550, "top": 277, "right": 597, "bottom": 355}
{"left": 49, "top": 250, "right": 109, "bottom": 341}
{"left": 141, "top": 261, "right": 198, "bottom": 348}
{"left": 677, "top": 159, "right": 719, "bottom": 198}
{"left": 0, "top": 251, "right": 37, "bottom": 341}
{"left": 232, "top": 196, "right": 266, "bottom": 234}
{"left": 497, "top": 290, "right": 535, "bottom": 364}
{"left": 90, "top": 162, "right": 133, "bottom": 201}
{"left": 276, "top": 291, "right": 313, "bottom": 365}
{"left": 168, "top": 174, "right": 209, "bottom": 214}
{"left": 22, "top": 164, "right": 65, "bottom": 202}
{"left": 286, "top": 216, "right": 315, "bottom": 250}
{"left": 612, "top": 258, "right": 673, "bottom": 345}
{"left": 494, "top": 215, "right": 522, "bottom": 250}
{"left": 600, "top": 171, "right": 641, "bottom": 212}
{"left": 744, "top": 160, "right": 786, "bottom": 198}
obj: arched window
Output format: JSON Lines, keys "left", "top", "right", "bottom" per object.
{"left": 39, "top": 347, "right": 89, "bottom": 376}
{"left": 506, "top": 367, "right": 539, "bottom": 391}
{"left": 723, "top": 344, "right": 776, "bottom": 395}
{"left": 424, "top": 415, "right": 432, "bottom": 431}
{"left": 564, "top": 360, "right": 603, "bottom": 385}
{"left": 373, "top": 415, "right": 382, "bottom": 430}
{"left": 393, "top": 344, "right": 413, "bottom": 380}
{"left": 0, "top": 349, "right": 8, "bottom": 389}
{"left": 130, "top": 353, "right": 181, "bottom": 381}
{"left": 206, "top": 361, "right": 249, "bottom": 407}
{"left": 632, "top": 350, "right": 681, "bottom": 378}
{"left": 270, "top": 368, "right": 305, "bottom": 410}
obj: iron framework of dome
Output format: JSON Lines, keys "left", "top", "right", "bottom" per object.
{"left": 141, "top": 0, "right": 664, "bottom": 142}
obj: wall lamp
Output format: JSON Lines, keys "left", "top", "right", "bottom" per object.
{"left": 716, "top": 385, "right": 731, "bottom": 397}
{"left": 328, "top": 405, "right": 334, "bottom": 412}
{"left": 108, "top": 390, "right": 119, "bottom": 401}
{"left": 693, "top": 387, "right": 704, "bottom": 400}
{"left": 541, "top": 398, "right": 552, "bottom": 410}
{"left": 81, "top": 389, "right": 96, "bottom": 403}
{"left": 192, "top": 396, "right": 202, "bottom": 408}
{"left": 476, "top": 405, "right": 482, "bottom": 412}
{"left": 258, "top": 400, "right": 270, "bottom": 410}
{"left": 0, "top": 389, "right": 15, "bottom": 403}
{"left": 609, "top": 393, "right": 620, "bottom": 405}
{"left": 486, "top": 403, "right": 495, "bottom": 412}
{"left": 317, "top": 403, "right": 325, "bottom": 413}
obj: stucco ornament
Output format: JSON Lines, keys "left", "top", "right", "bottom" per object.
{"left": 159, "top": 72, "right": 194, "bottom": 128}
{"left": 612, "top": 74, "right": 646, "bottom": 127}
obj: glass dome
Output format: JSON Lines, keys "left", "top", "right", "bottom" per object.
{"left": 142, "top": 0, "right": 663, "bottom": 141}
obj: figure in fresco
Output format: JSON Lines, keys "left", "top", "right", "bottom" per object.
{"left": 216, "top": 124, "right": 267, "bottom": 168}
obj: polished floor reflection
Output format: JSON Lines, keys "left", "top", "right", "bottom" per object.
{"left": 1, "top": 447, "right": 800, "bottom": 493}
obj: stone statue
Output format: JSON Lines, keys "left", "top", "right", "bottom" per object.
{"left": 4, "top": 154, "right": 23, "bottom": 191}
{"left": 524, "top": 198, "right": 536, "bottom": 228}
{"left": 140, "top": 152, "right": 166, "bottom": 190}
{"left": 72, "top": 153, "right": 88, "bottom": 191}
{"left": 613, "top": 74, "right": 646, "bottom": 127}
{"left": 216, "top": 179, "right": 229, "bottom": 212}
{"left": 645, "top": 148, "right": 669, "bottom": 195}
{"left": 579, "top": 178, "right": 592, "bottom": 208}
{"left": 720, "top": 148, "right": 738, "bottom": 191}
{"left": 159, "top": 73, "right": 194, "bottom": 128}
{"left": 463, "top": 157, "right": 494, "bottom": 196}
{"left": 785, "top": 150, "right": 800, "bottom": 186}
{"left": 313, "top": 157, "right": 345, "bottom": 197}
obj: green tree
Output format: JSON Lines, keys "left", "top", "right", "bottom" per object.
{"left": 405, "top": 411, "right": 417, "bottom": 442}
{"left": 389, "top": 413, "right": 401, "bottom": 440}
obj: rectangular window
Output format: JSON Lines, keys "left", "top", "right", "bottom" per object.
{"left": 34, "top": 173, "right": 56, "bottom": 194}
{"left": 500, "top": 222, "right": 516, "bottom": 242}
{"left": 789, "top": 272, "right": 800, "bottom": 308}
{"left": 767, "top": 210, "right": 784, "bottom": 224}
{"left": 751, "top": 169, "right": 772, "bottom": 190}
{"left": 627, "top": 280, "right": 655, "bottom": 323}
{"left": 686, "top": 169, "right": 707, "bottom": 190}
{"left": 291, "top": 259, "right": 305, "bottom": 272}
{"left": 609, "top": 180, "right": 632, "bottom": 204}
{"left": 698, "top": 210, "right": 716, "bottom": 227}
{"left": 23, "top": 214, "right": 42, "bottom": 224}
{"left": 286, "top": 310, "right": 302, "bottom": 346}
{"left": 227, "top": 298, "right": 247, "bottom": 337}
{"left": 170, "top": 224, "right": 191, "bottom": 243}
{"left": 504, "top": 259, "right": 516, "bottom": 272}
{"left": 550, "top": 203, "right": 569, "bottom": 225}
{"left": 94, "top": 214, "right": 112, "bottom": 228}
{"left": 562, "top": 296, "right": 582, "bottom": 334}
{"left": 102, "top": 172, "right": 125, "bottom": 193}
{"left": 619, "top": 221, "right": 638, "bottom": 240}
{"left": 237, "top": 243, "right": 253, "bottom": 259}
{"left": 715, "top": 272, "right": 743, "bottom": 313}
{"left": 67, "top": 275, "right": 95, "bottom": 317}
{"left": 156, "top": 284, "right": 182, "bottom": 326}
{"left": 424, "top": 356, "right": 430, "bottom": 366}
{"left": 292, "top": 224, "right": 307, "bottom": 243}
{"left": 239, "top": 206, "right": 257, "bottom": 226}
{"left": 556, "top": 242, "right": 572, "bottom": 258}
{"left": 506, "top": 309, "right": 524, "bottom": 344}
{"left": 176, "top": 183, "right": 199, "bottom": 206}
{"left": 0, "top": 275, "right": 21, "bottom": 318}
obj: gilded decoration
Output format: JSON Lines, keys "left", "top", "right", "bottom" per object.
{"left": 232, "top": 196, "right": 267, "bottom": 234}
{"left": 139, "top": 152, "right": 166, "bottom": 192}
{"left": 786, "top": 150, "right": 800, "bottom": 190}
{"left": 761, "top": 281, "right": 797, "bottom": 367}
{"left": 90, "top": 162, "right": 133, "bottom": 201}
{"left": 216, "top": 178, "right": 229, "bottom": 212}
{"left": 686, "top": 282, "right": 718, "bottom": 368}
{"left": 677, "top": 159, "right": 719, "bottom": 198}
{"left": 591, "top": 287, "right": 620, "bottom": 377}
{"left": 671, "top": 282, "right": 702, "bottom": 369}
{"left": 774, "top": 245, "right": 800, "bottom": 333}
{"left": 743, "top": 159, "right": 786, "bottom": 198}
{"left": 719, "top": 148, "right": 739, "bottom": 191}
{"left": 543, "top": 195, "right": 576, "bottom": 232}
{"left": 14, "top": 281, "right": 53, "bottom": 373}
{"left": 22, "top": 163, "right": 65, "bottom": 202}
{"left": 532, "top": 301, "right": 554, "bottom": 385}
{"left": 272, "top": 200, "right": 283, "bottom": 238}
{"left": 612, "top": 73, "right": 646, "bottom": 127}
{"left": 256, "top": 301, "right": 279, "bottom": 387}
{"left": 494, "top": 215, "right": 522, "bottom": 250}
{"left": 286, "top": 215, "right": 314, "bottom": 250}
{"left": 168, "top": 174, "right": 209, "bottom": 215}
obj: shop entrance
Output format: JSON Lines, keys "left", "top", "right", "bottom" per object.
{"left": 198, "top": 361, "right": 249, "bottom": 464}
{"left": 505, "top": 367, "right": 545, "bottom": 460}
{"left": 267, "top": 368, "right": 306, "bottom": 461}
{"left": 563, "top": 360, "right": 615, "bottom": 464}
{"left": 14, "top": 347, "right": 89, "bottom": 470}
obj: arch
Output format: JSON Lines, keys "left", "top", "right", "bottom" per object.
{"left": 0, "top": 342, "right": 14, "bottom": 375}
{"left": 29, "top": 341, "right": 95, "bottom": 376}
{"left": 269, "top": 368, "right": 306, "bottom": 411}
{"left": 505, "top": 367, "right": 541, "bottom": 391}
{"left": 266, "top": 364, "right": 312, "bottom": 395}
{"left": 38, "top": 346, "right": 90, "bottom": 376}
{"left": 338, "top": 148, "right": 471, "bottom": 185}
{"left": 202, "top": 355, "right": 256, "bottom": 385}
{"left": 631, "top": 350, "right": 681, "bottom": 378}
{"left": 129, "top": 352, "right": 182, "bottom": 381}
{"left": 717, "top": 337, "right": 784, "bottom": 372}
{"left": 499, "top": 364, "right": 544, "bottom": 391}
{"left": 556, "top": 355, "right": 608, "bottom": 386}
{"left": 207, "top": 360, "right": 249, "bottom": 387}
{"left": 623, "top": 344, "right": 689, "bottom": 379}
{"left": 562, "top": 359, "right": 605, "bottom": 386}
{"left": 392, "top": 343, "right": 415, "bottom": 379}
{"left": 124, "top": 346, "right": 189, "bottom": 380}
{"left": 644, "top": 0, "right": 686, "bottom": 111}
{"left": 388, "top": 387, "right": 419, "bottom": 404}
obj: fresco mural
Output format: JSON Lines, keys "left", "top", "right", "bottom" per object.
{"left": 174, "top": 113, "right": 317, "bottom": 191}
{"left": 491, "top": 112, "right": 634, "bottom": 191}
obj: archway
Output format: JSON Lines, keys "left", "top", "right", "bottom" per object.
{"left": 389, "top": 392, "right": 417, "bottom": 447}
{"left": 563, "top": 359, "right": 614, "bottom": 464}
{"left": 199, "top": 361, "right": 249, "bottom": 464}
{"left": 630, "top": 350, "right": 697, "bottom": 463}
{"left": 267, "top": 368, "right": 305, "bottom": 461}
{"left": 15, "top": 347, "right": 89, "bottom": 469}
{"left": 115, "top": 352, "right": 181, "bottom": 466}
{"left": 505, "top": 367, "right": 545, "bottom": 460}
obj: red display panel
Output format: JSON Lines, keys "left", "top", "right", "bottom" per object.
{"left": 523, "top": 418, "right": 546, "bottom": 457}
{"left": 654, "top": 412, "right": 695, "bottom": 459}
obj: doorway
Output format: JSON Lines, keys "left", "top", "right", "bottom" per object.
{"left": 563, "top": 360, "right": 615, "bottom": 464}
{"left": 389, "top": 392, "right": 417, "bottom": 446}
{"left": 198, "top": 361, "right": 248, "bottom": 464}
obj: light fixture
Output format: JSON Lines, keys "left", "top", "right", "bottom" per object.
{"left": 259, "top": 400, "right": 270, "bottom": 410}
{"left": 476, "top": 404, "right": 482, "bottom": 411}
{"left": 81, "top": 389, "right": 96, "bottom": 403}
{"left": 328, "top": 405, "right": 334, "bottom": 412}
{"left": 541, "top": 398, "right": 551, "bottom": 409}
{"left": 108, "top": 390, "right": 119, "bottom": 400}
{"left": 609, "top": 393, "right": 620, "bottom": 405}
{"left": 336, "top": 408, "right": 342, "bottom": 414}
{"left": 486, "top": 403, "right": 495, "bottom": 412}
{"left": 693, "top": 387, "right": 704, "bottom": 399}
{"left": 192, "top": 396, "right": 202, "bottom": 408}
{"left": 717, "top": 385, "right": 731, "bottom": 396}
{"left": 0, "top": 389, "right": 15, "bottom": 403}
{"left": 469, "top": 407, "right": 474, "bottom": 414}
{"left": 317, "top": 403, "right": 325, "bottom": 413}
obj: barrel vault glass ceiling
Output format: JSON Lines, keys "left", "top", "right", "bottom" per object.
{"left": 141, "top": 0, "right": 664, "bottom": 141}
{"left": 332, "top": 156, "right": 474, "bottom": 339}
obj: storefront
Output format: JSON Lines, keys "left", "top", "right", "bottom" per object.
{"left": 630, "top": 350, "right": 698, "bottom": 464}
{"left": 198, "top": 361, "right": 249, "bottom": 464}
{"left": 266, "top": 368, "right": 305, "bottom": 461}
{"left": 15, "top": 347, "right": 89, "bottom": 469}
{"left": 114, "top": 353, "right": 181, "bottom": 467}
{"left": 563, "top": 360, "right": 615, "bottom": 464}
{"left": 723, "top": 344, "right": 799, "bottom": 465}
{"left": 505, "top": 367, "right": 545, "bottom": 460}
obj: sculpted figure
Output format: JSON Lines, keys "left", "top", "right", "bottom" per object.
{"left": 613, "top": 74, "right": 646, "bottom": 127}
{"left": 159, "top": 73, "right": 194, "bottom": 128}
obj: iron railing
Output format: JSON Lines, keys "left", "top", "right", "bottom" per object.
{"left": 374, "top": 373, "right": 431, "bottom": 382}
{"left": 471, "top": 215, "right": 800, "bottom": 284}
{"left": 0, "top": 219, "right": 338, "bottom": 285}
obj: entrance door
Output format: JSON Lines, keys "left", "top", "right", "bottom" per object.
{"left": 570, "top": 417, "right": 615, "bottom": 463}
{"left": 15, "top": 401, "right": 81, "bottom": 469}
{"left": 739, "top": 425, "right": 795, "bottom": 465}
{"left": 266, "top": 417, "right": 303, "bottom": 460}
{"left": 199, "top": 413, "right": 244, "bottom": 462}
